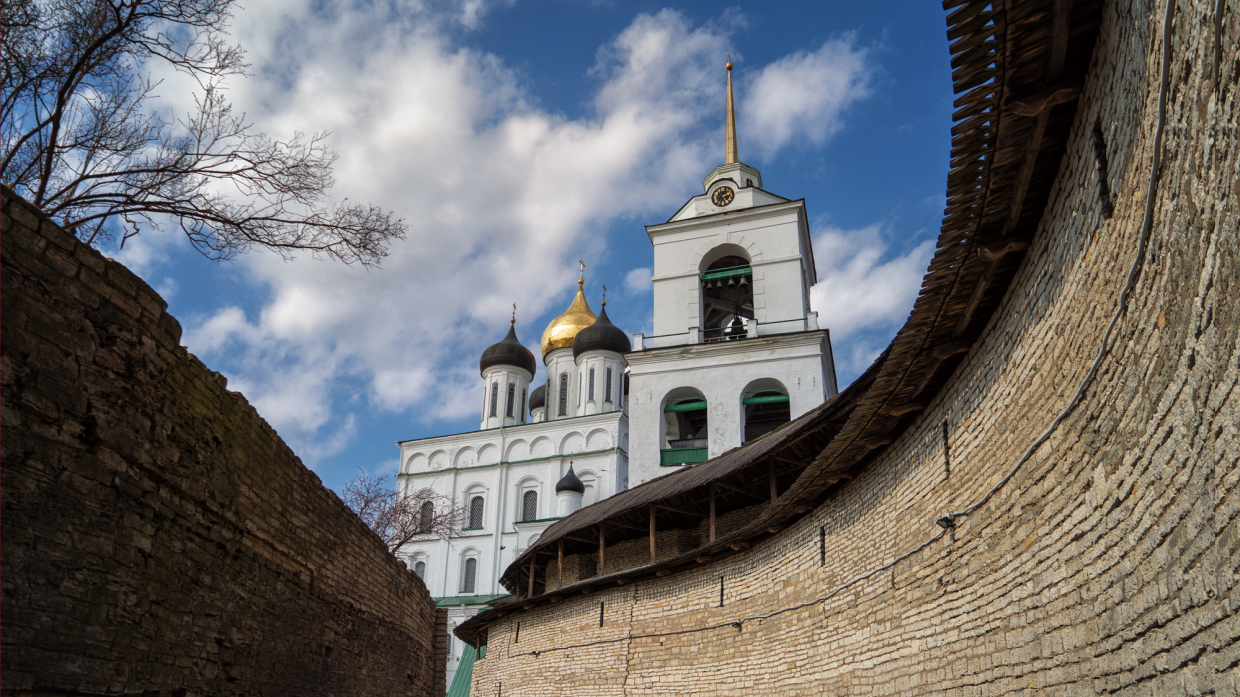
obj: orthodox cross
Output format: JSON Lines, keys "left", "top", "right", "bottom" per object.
{"left": 511, "top": 303, "right": 517, "bottom": 324}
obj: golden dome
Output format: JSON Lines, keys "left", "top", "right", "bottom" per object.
{"left": 541, "top": 279, "right": 597, "bottom": 356}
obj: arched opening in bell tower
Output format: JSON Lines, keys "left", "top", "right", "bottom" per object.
{"left": 660, "top": 387, "right": 709, "bottom": 465}
{"left": 739, "top": 378, "right": 791, "bottom": 443}
{"left": 699, "top": 246, "right": 754, "bottom": 342}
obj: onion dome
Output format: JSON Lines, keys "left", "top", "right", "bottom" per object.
{"left": 528, "top": 383, "right": 546, "bottom": 411}
{"left": 540, "top": 278, "right": 597, "bottom": 356}
{"left": 572, "top": 304, "right": 630, "bottom": 358}
{"left": 555, "top": 466, "right": 585, "bottom": 494}
{"left": 479, "top": 321, "right": 537, "bottom": 377}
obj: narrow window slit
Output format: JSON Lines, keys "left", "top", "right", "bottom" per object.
{"left": 599, "top": 601, "right": 605, "bottom": 627}
{"left": 942, "top": 420, "right": 951, "bottom": 477}
{"left": 1091, "top": 120, "right": 1114, "bottom": 219}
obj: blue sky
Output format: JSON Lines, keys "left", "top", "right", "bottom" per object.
{"left": 110, "top": 0, "right": 953, "bottom": 494}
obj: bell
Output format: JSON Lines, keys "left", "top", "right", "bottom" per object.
{"left": 702, "top": 279, "right": 709, "bottom": 288}
{"left": 739, "top": 276, "right": 749, "bottom": 287}
{"left": 727, "top": 277, "right": 736, "bottom": 287}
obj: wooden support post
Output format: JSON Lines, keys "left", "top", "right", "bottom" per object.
{"left": 528, "top": 558, "right": 536, "bottom": 598}
{"left": 558, "top": 540, "right": 564, "bottom": 589}
{"left": 709, "top": 483, "right": 717, "bottom": 543}
{"left": 598, "top": 524, "right": 605, "bottom": 576}
{"left": 649, "top": 504, "right": 657, "bottom": 564}
{"left": 1047, "top": 0, "right": 1073, "bottom": 79}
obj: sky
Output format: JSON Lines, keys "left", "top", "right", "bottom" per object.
{"left": 108, "top": 0, "right": 954, "bottom": 494}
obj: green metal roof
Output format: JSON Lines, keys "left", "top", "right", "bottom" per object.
{"left": 742, "top": 394, "right": 789, "bottom": 405}
{"left": 446, "top": 645, "right": 485, "bottom": 697}
{"left": 434, "top": 594, "right": 506, "bottom": 608}
{"left": 700, "top": 264, "right": 752, "bottom": 281}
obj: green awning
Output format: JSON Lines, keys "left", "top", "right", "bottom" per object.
{"left": 434, "top": 594, "right": 507, "bottom": 608}
{"left": 664, "top": 400, "right": 707, "bottom": 413}
{"left": 742, "top": 394, "right": 789, "bottom": 405}
{"left": 700, "top": 265, "right": 753, "bottom": 281}
{"left": 446, "top": 644, "right": 486, "bottom": 697}
{"left": 661, "top": 447, "right": 709, "bottom": 465}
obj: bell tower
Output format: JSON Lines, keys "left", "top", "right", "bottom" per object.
{"left": 625, "top": 58, "right": 837, "bottom": 487}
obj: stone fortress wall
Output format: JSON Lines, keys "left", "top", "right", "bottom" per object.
{"left": 1, "top": 189, "right": 444, "bottom": 695}
{"left": 470, "top": 0, "right": 1239, "bottom": 694}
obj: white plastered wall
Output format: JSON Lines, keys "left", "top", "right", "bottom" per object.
{"left": 479, "top": 365, "right": 532, "bottom": 429}
{"left": 648, "top": 201, "right": 815, "bottom": 346}
{"left": 626, "top": 331, "right": 834, "bottom": 487}
{"left": 395, "top": 409, "right": 629, "bottom": 603}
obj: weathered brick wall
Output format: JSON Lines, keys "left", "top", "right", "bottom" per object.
{"left": 471, "top": 1, "right": 1239, "bottom": 694}
{"left": 1, "top": 190, "right": 441, "bottom": 695}
{"left": 434, "top": 609, "right": 450, "bottom": 696}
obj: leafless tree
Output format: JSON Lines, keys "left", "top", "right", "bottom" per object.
{"left": 1, "top": 0, "right": 405, "bottom": 265}
{"left": 342, "top": 470, "right": 463, "bottom": 557}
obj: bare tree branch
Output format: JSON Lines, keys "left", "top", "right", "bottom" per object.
{"left": 1, "top": 0, "right": 405, "bottom": 266}
{"left": 342, "top": 470, "right": 463, "bottom": 559}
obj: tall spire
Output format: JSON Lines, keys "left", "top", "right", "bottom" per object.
{"left": 725, "top": 53, "right": 738, "bottom": 165}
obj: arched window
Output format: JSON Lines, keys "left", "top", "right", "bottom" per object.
{"left": 468, "top": 495, "right": 485, "bottom": 528}
{"left": 661, "top": 388, "right": 709, "bottom": 465}
{"left": 506, "top": 384, "right": 515, "bottom": 417}
{"left": 414, "top": 560, "right": 427, "bottom": 579}
{"left": 490, "top": 382, "right": 499, "bottom": 417}
{"left": 700, "top": 253, "right": 753, "bottom": 342}
{"left": 419, "top": 501, "right": 434, "bottom": 532}
{"left": 605, "top": 368, "right": 613, "bottom": 402}
{"left": 588, "top": 367, "right": 595, "bottom": 401}
{"left": 521, "top": 388, "right": 526, "bottom": 422}
{"left": 742, "top": 380, "right": 792, "bottom": 443}
{"left": 558, "top": 373, "right": 568, "bottom": 416}
{"left": 461, "top": 557, "right": 477, "bottom": 593}
{"left": 522, "top": 490, "right": 538, "bottom": 521}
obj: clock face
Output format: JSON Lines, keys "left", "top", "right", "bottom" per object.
{"left": 711, "top": 186, "right": 735, "bottom": 207}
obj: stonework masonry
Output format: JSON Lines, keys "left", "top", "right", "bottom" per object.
{"left": 1, "top": 189, "right": 443, "bottom": 695}
{"left": 469, "top": 1, "right": 1239, "bottom": 694}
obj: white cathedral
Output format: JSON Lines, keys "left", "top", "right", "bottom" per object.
{"left": 394, "top": 59, "right": 838, "bottom": 690}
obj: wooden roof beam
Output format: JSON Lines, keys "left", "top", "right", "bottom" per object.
{"left": 712, "top": 479, "right": 764, "bottom": 498}
{"left": 655, "top": 503, "right": 704, "bottom": 517}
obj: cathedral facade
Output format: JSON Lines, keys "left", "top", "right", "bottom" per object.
{"left": 395, "top": 59, "right": 837, "bottom": 691}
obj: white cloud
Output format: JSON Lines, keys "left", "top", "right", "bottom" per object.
{"left": 624, "top": 267, "right": 652, "bottom": 294}
{"left": 156, "top": 4, "right": 875, "bottom": 463}
{"left": 154, "top": 276, "right": 178, "bottom": 299}
{"left": 810, "top": 224, "right": 933, "bottom": 376}
{"left": 741, "top": 36, "right": 871, "bottom": 160}
{"left": 164, "top": 6, "right": 738, "bottom": 461}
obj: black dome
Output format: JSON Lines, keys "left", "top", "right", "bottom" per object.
{"left": 572, "top": 306, "right": 630, "bottom": 358}
{"left": 528, "top": 383, "right": 546, "bottom": 411}
{"left": 479, "top": 323, "right": 537, "bottom": 377}
{"left": 555, "top": 466, "right": 585, "bottom": 494}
